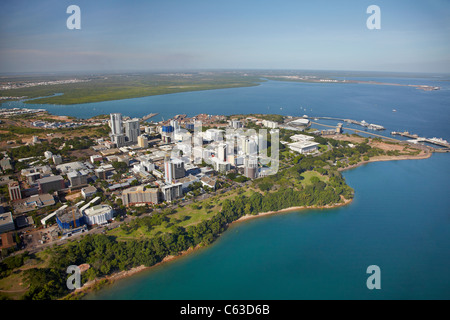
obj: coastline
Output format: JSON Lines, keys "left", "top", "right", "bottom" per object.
{"left": 69, "top": 197, "right": 353, "bottom": 299}
{"left": 68, "top": 245, "right": 205, "bottom": 299}
{"left": 233, "top": 197, "right": 353, "bottom": 224}
{"left": 338, "top": 151, "right": 432, "bottom": 172}
{"left": 63, "top": 150, "right": 431, "bottom": 299}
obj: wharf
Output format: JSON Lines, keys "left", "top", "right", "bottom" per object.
{"left": 141, "top": 113, "right": 159, "bottom": 121}
{"left": 308, "top": 116, "right": 385, "bottom": 130}
{"left": 391, "top": 131, "right": 450, "bottom": 148}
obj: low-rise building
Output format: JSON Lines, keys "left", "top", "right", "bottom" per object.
{"left": 56, "top": 207, "right": 85, "bottom": 231}
{"left": 81, "top": 186, "right": 97, "bottom": 199}
{"left": 122, "top": 185, "right": 160, "bottom": 206}
{"left": 52, "top": 154, "right": 63, "bottom": 165}
{"left": 200, "top": 176, "right": 217, "bottom": 190}
{"left": 67, "top": 170, "right": 89, "bottom": 188}
{"left": 0, "top": 212, "right": 15, "bottom": 234}
{"left": 37, "top": 175, "right": 65, "bottom": 194}
{"left": 83, "top": 204, "right": 114, "bottom": 226}
{"left": 287, "top": 141, "right": 320, "bottom": 154}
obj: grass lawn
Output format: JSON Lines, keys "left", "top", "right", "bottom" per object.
{"left": 300, "top": 170, "right": 329, "bottom": 185}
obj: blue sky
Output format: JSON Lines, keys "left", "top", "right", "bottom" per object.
{"left": 0, "top": 0, "right": 449, "bottom": 73}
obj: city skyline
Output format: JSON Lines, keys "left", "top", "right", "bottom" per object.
{"left": 1, "top": 0, "right": 449, "bottom": 74}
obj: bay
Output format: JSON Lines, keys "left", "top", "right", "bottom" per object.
{"left": 88, "top": 153, "right": 450, "bottom": 300}
{"left": 2, "top": 76, "right": 450, "bottom": 141}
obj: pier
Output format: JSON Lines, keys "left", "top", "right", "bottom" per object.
{"left": 391, "top": 131, "right": 450, "bottom": 148}
{"left": 307, "top": 116, "right": 385, "bottom": 130}
{"left": 141, "top": 113, "right": 159, "bottom": 121}
{"left": 310, "top": 121, "right": 398, "bottom": 141}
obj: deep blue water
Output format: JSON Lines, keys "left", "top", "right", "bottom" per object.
{"left": 2, "top": 77, "right": 450, "bottom": 141}
{"left": 2, "top": 75, "right": 449, "bottom": 299}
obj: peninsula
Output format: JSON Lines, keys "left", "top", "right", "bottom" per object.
{"left": 0, "top": 110, "right": 435, "bottom": 300}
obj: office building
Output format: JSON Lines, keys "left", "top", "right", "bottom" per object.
{"left": 164, "top": 156, "right": 185, "bottom": 183}
{"left": 37, "top": 175, "right": 65, "bottom": 194}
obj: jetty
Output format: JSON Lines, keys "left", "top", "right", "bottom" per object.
{"left": 307, "top": 116, "right": 385, "bottom": 130}
{"left": 391, "top": 131, "right": 450, "bottom": 148}
{"left": 141, "top": 113, "right": 159, "bottom": 121}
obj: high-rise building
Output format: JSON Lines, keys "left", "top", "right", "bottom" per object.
{"left": 244, "top": 156, "right": 258, "bottom": 179}
{"left": 109, "top": 113, "right": 126, "bottom": 147}
{"left": 110, "top": 113, "right": 123, "bottom": 135}
{"left": 217, "top": 143, "right": 227, "bottom": 162}
{"left": 161, "top": 183, "right": 183, "bottom": 202}
{"left": 8, "top": 181, "right": 22, "bottom": 201}
{"left": 124, "top": 118, "right": 140, "bottom": 144}
{"left": 164, "top": 156, "right": 185, "bottom": 183}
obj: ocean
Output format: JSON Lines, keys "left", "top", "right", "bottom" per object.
{"left": 2, "top": 74, "right": 449, "bottom": 299}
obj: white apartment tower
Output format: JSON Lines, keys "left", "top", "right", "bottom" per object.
{"left": 124, "top": 118, "right": 140, "bottom": 144}
{"left": 109, "top": 113, "right": 126, "bottom": 147}
{"left": 110, "top": 113, "right": 123, "bottom": 135}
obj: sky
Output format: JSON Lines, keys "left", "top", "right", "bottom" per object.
{"left": 0, "top": 0, "right": 449, "bottom": 74}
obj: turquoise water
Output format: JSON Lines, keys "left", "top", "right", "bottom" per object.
{"left": 89, "top": 154, "right": 449, "bottom": 300}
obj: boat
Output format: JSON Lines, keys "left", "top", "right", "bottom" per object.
{"left": 392, "top": 109, "right": 397, "bottom": 112}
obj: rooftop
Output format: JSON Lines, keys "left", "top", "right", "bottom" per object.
{"left": 37, "top": 175, "right": 64, "bottom": 184}
{"left": 84, "top": 204, "right": 113, "bottom": 217}
{"left": 0, "top": 212, "right": 13, "bottom": 226}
